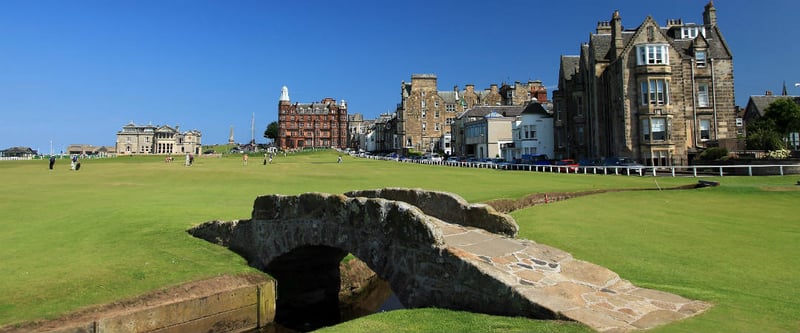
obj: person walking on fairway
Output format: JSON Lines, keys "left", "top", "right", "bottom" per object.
{"left": 337, "top": 155, "right": 342, "bottom": 163}
{"left": 49, "top": 156, "right": 56, "bottom": 170}
{"left": 243, "top": 153, "right": 248, "bottom": 166}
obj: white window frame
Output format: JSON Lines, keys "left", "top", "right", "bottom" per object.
{"left": 699, "top": 119, "right": 711, "bottom": 141}
{"left": 681, "top": 26, "right": 705, "bottom": 39}
{"left": 696, "top": 51, "right": 706, "bottom": 67}
{"left": 637, "top": 44, "right": 669, "bottom": 65}
{"left": 697, "top": 83, "right": 710, "bottom": 107}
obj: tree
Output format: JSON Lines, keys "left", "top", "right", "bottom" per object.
{"left": 746, "top": 117, "right": 784, "bottom": 150}
{"left": 763, "top": 98, "right": 800, "bottom": 146}
{"left": 264, "top": 121, "right": 279, "bottom": 143}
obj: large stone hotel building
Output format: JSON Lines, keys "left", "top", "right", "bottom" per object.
{"left": 396, "top": 74, "right": 547, "bottom": 155}
{"left": 276, "top": 86, "right": 348, "bottom": 150}
{"left": 553, "top": 1, "right": 736, "bottom": 166}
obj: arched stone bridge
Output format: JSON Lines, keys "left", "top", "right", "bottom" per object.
{"left": 188, "top": 188, "right": 710, "bottom": 332}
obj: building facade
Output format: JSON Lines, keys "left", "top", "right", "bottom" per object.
{"left": 504, "top": 102, "right": 554, "bottom": 162}
{"left": 553, "top": 2, "right": 736, "bottom": 166}
{"left": 453, "top": 105, "right": 525, "bottom": 158}
{"left": 396, "top": 74, "right": 547, "bottom": 156}
{"left": 276, "top": 86, "right": 348, "bottom": 150}
{"left": 115, "top": 122, "right": 202, "bottom": 156}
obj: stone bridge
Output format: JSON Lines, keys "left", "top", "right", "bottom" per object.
{"left": 188, "top": 188, "right": 710, "bottom": 332}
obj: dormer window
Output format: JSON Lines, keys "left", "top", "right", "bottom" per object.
{"left": 695, "top": 51, "right": 707, "bottom": 67}
{"left": 681, "top": 26, "right": 705, "bottom": 39}
{"left": 637, "top": 44, "right": 669, "bottom": 65}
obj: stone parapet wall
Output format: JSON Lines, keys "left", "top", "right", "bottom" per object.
{"left": 344, "top": 188, "right": 518, "bottom": 237}
{"left": 4, "top": 275, "right": 275, "bottom": 333}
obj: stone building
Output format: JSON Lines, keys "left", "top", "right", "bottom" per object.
{"left": 553, "top": 1, "right": 736, "bottom": 166}
{"left": 115, "top": 122, "right": 202, "bottom": 156}
{"left": 347, "top": 113, "right": 365, "bottom": 151}
{"left": 396, "top": 74, "right": 546, "bottom": 155}
{"left": 276, "top": 86, "right": 348, "bottom": 150}
{"left": 453, "top": 105, "right": 525, "bottom": 158}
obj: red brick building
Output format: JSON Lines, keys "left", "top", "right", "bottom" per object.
{"left": 277, "top": 86, "right": 348, "bottom": 150}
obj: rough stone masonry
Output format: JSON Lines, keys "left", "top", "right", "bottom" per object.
{"left": 188, "top": 188, "right": 710, "bottom": 332}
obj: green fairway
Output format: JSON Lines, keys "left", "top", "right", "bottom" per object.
{"left": 1, "top": 151, "right": 798, "bottom": 332}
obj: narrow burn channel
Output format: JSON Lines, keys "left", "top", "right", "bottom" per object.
{"left": 261, "top": 245, "right": 404, "bottom": 332}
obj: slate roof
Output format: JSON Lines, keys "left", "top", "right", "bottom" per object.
{"left": 521, "top": 102, "right": 550, "bottom": 116}
{"left": 744, "top": 95, "right": 800, "bottom": 120}
{"left": 438, "top": 91, "right": 459, "bottom": 104}
{"left": 560, "top": 56, "right": 580, "bottom": 81}
{"left": 458, "top": 105, "right": 524, "bottom": 120}
{"left": 579, "top": 16, "right": 733, "bottom": 63}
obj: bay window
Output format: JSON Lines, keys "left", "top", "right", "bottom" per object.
{"left": 642, "top": 118, "right": 668, "bottom": 141}
{"left": 637, "top": 44, "right": 669, "bottom": 65}
{"left": 640, "top": 79, "right": 669, "bottom": 105}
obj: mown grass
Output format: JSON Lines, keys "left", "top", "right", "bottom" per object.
{"left": 0, "top": 150, "right": 798, "bottom": 332}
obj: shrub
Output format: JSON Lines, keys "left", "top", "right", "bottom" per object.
{"left": 698, "top": 147, "right": 728, "bottom": 161}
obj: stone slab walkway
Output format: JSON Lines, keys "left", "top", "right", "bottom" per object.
{"left": 435, "top": 219, "right": 711, "bottom": 332}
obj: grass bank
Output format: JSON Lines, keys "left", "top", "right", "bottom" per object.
{"left": 0, "top": 151, "right": 798, "bottom": 332}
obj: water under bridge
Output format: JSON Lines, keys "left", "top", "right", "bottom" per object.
{"left": 188, "top": 188, "right": 710, "bottom": 332}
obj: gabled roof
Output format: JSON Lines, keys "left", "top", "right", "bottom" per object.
{"left": 438, "top": 91, "right": 459, "bottom": 104}
{"left": 560, "top": 55, "right": 580, "bottom": 81}
{"left": 521, "top": 102, "right": 550, "bottom": 116}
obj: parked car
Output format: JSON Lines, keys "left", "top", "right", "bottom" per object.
{"left": 423, "top": 153, "right": 443, "bottom": 162}
{"left": 556, "top": 159, "right": 579, "bottom": 172}
{"left": 578, "top": 158, "right": 601, "bottom": 166}
{"left": 602, "top": 157, "right": 645, "bottom": 171}
{"left": 520, "top": 154, "right": 551, "bottom": 165}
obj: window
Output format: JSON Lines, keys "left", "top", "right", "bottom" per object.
{"left": 641, "top": 79, "right": 669, "bottom": 105}
{"left": 422, "top": 122, "right": 426, "bottom": 132}
{"left": 681, "top": 26, "right": 705, "bottom": 39}
{"left": 636, "top": 44, "right": 669, "bottom": 65}
{"left": 435, "top": 123, "right": 440, "bottom": 131}
{"left": 696, "top": 51, "right": 706, "bottom": 67}
{"left": 700, "top": 119, "right": 711, "bottom": 141}
{"left": 697, "top": 84, "right": 709, "bottom": 107}
{"left": 577, "top": 126, "right": 585, "bottom": 145}
{"left": 434, "top": 101, "right": 439, "bottom": 107}
{"left": 446, "top": 104, "right": 455, "bottom": 112}
{"left": 642, "top": 118, "right": 668, "bottom": 141}
{"left": 529, "top": 125, "right": 537, "bottom": 140}
{"left": 576, "top": 96, "right": 584, "bottom": 115}
{"left": 435, "top": 110, "right": 440, "bottom": 118}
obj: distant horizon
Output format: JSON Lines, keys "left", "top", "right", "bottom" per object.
{"left": 3, "top": 0, "right": 799, "bottom": 152}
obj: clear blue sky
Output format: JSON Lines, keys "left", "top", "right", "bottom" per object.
{"left": 2, "top": 0, "right": 799, "bottom": 153}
